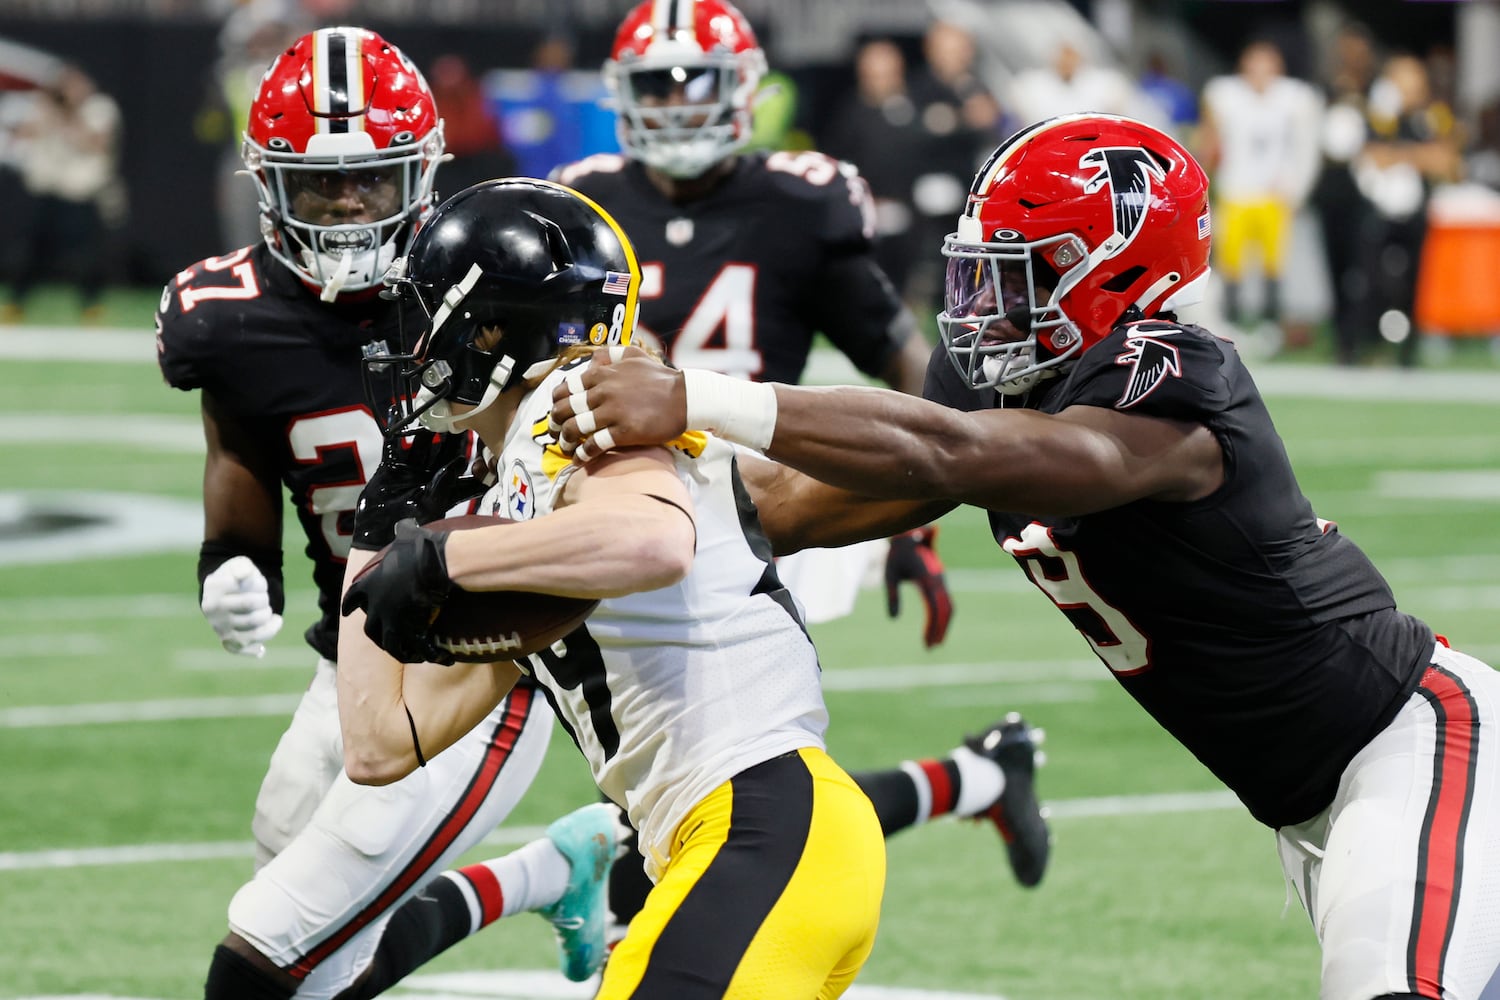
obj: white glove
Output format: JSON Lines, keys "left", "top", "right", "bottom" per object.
{"left": 201, "top": 555, "right": 284, "bottom": 657}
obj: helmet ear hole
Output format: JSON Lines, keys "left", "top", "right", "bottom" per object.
{"left": 1102, "top": 265, "right": 1148, "bottom": 294}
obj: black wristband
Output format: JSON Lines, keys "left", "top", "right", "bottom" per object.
{"left": 197, "top": 540, "right": 286, "bottom": 615}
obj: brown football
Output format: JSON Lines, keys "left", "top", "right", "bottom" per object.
{"left": 355, "top": 514, "right": 599, "bottom": 662}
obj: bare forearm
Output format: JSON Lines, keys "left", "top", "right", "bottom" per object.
{"left": 337, "top": 551, "right": 519, "bottom": 783}
{"left": 763, "top": 384, "right": 984, "bottom": 500}
{"left": 444, "top": 492, "right": 694, "bottom": 598}
{"left": 738, "top": 451, "right": 946, "bottom": 552}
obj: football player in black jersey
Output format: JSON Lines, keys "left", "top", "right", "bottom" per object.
{"left": 157, "top": 28, "right": 620, "bottom": 1000}
{"left": 547, "top": 0, "right": 1051, "bottom": 941}
{"left": 549, "top": 114, "right": 1500, "bottom": 1000}
{"left": 549, "top": 0, "right": 948, "bottom": 637}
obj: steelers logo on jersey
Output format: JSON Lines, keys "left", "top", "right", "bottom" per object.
{"left": 505, "top": 460, "right": 536, "bottom": 520}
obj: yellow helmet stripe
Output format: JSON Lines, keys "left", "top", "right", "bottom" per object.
{"left": 529, "top": 178, "right": 642, "bottom": 347}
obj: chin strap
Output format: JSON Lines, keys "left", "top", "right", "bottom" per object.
{"left": 320, "top": 251, "right": 355, "bottom": 303}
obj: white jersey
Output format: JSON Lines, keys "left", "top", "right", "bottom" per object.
{"left": 481, "top": 355, "right": 829, "bottom": 878}
{"left": 1202, "top": 74, "right": 1323, "bottom": 203}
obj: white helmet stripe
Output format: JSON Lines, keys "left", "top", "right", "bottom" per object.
{"left": 342, "top": 29, "right": 365, "bottom": 130}
{"left": 311, "top": 28, "right": 363, "bottom": 134}
{"left": 967, "top": 113, "right": 1117, "bottom": 220}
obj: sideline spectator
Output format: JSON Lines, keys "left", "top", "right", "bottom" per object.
{"left": 1198, "top": 40, "right": 1322, "bottom": 337}
{"left": 1007, "top": 40, "right": 1132, "bottom": 125}
{"left": 3, "top": 65, "right": 122, "bottom": 323}
{"left": 1312, "top": 22, "right": 1380, "bottom": 364}
{"left": 1349, "top": 52, "right": 1462, "bottom": 366}
{"left": 906, "top": 19, "right": 1006, "bottom": 315}
{"left": 822, "top": 38, "right": 928, "bottom": 301}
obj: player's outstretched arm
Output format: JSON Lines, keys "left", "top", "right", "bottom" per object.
{"left": 337, "top": 547, "right": 521, "bottom": 786}
{"left": 551, "top": 351, "right": 1222, "bottom": 517}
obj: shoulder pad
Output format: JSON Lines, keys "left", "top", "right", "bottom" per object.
{"left": 1058, "top": 322, "right": 1233, "bottom": 420}
{"left": 755, "top": 150, "right": 877, "bottom": 249}
{"left": 155, "top": 246, "right": 266, "bottom": 391}
{"left": 551, "top": 154, "right": 629, "bottom": 189}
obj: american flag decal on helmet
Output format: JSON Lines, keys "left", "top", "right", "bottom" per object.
{"left": 602, "top": 271, "right": 632, "bottom": 295}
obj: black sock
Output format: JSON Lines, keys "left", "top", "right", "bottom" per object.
{"left": 333, "top": 877, "right": 474, "bottom": 1000}
{"left": 204, "top": 943, "right": 296, "bottom": 1000}
{"left": 852, "top": 759, "right": 963, "bottom": 837}
{"left": 608, "top": 823, "right": 653, "bottom": 933}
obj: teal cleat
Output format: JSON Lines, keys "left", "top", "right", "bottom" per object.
{"left": 539, "top": 802, "right": 620, "bottom": 982}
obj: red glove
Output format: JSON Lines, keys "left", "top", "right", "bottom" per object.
{"left": 885, "top": 526, "right": 953, "bottom": 648}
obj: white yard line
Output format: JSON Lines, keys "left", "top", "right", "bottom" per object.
{"left": 0, "top": 789, "right": 1239, "bottom": 873}
{"left": 0, "top": 661, "right": 1105, "bottom": 729}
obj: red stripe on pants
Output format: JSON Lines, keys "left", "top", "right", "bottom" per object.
{"left": 1409, "top": 666, "right": 1478, "bottom": 998}
{"left": 289, "top": 685, "right": 535, "bottom": 977}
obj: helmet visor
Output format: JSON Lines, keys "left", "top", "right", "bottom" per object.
{"left": 623, "top": 64, "right": 725, "bottom": 105}
{"left": 282, "top": 165, "right": 405, "bottom": 225}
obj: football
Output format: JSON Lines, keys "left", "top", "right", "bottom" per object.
{"left": 356, "top": 514, "right": 599, "bottom": 662}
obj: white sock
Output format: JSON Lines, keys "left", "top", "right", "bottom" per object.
{"left": 950, "top": 744, "right": 1006, "bottom": 817}
{"left": 451, "top": 838, "right": 571, "bottom": 924}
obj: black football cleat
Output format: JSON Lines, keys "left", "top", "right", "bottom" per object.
{"left": 968, "top": 712, "right": 1051, "bottom": 888}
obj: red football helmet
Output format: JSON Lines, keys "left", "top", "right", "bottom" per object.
{"left": 242, "top": 26, "right": 445, "bottom": 300}
{"left": 939, "top": 114, "right": 1212, "bottom": 394}
{"left": 603, "top": 0, "right": 767, "bottom": 179}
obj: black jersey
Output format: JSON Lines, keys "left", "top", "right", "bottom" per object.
{"left": 553, "top": 151, "right": 911, "bottom": 385}
{"left": 924, "top": 321, "right": 1434, "bottom": 828}
{"left": 156, "top": 243, "right": 412, "bottom": 661}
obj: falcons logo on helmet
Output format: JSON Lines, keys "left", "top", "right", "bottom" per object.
{"left": 1079, "top": 147, "right": 1167, "bottom": 257}
{"left": 1114, "top": 333, "right": 1182, "bottom": 408}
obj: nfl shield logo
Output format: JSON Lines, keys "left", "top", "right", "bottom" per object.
{"left": 666, "top": 218, "right": 694, "bottom": 246}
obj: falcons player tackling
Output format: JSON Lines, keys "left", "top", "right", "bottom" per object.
{"left": 550, "top": 114, "right": 1500, "bottom": 1000}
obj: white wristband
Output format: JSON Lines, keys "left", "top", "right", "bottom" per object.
{"left": 682, "top": 369, "right": 779, "bottom": 451}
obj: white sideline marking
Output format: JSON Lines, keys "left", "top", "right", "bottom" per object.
{"left": 0, "top": 790, "right": 1241, "bottom": 873}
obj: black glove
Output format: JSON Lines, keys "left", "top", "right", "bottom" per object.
{"left": 885, "top": 525, "right": 954, "bottom": 649}
{"left": 352, "top": 416, "right": 489, "bottom": 551}
{"left": 342, "top": 519, "right": 456, "bottom": 664}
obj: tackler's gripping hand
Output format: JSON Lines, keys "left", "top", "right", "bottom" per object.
{"left": 201, "top": 556, "right": 284, "bottom": 657}
{"left": 353, "top": 414, "right": 490, "bottom": 552}
{"left": 342, "top": 520, "right": 457, "bottom": 665}
{"left": 885, "top": 526, "right": 954, "bottom": 649}
{"left": 548, "top": 346, "right": 690, "bottom": 463}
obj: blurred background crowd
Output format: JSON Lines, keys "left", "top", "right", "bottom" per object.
{"left": 1, "top": 0, "right": 1497, "bottom": 368}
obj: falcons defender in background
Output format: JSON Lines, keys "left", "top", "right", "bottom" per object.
{"left": 547, "top": 0, "right": 1052, "bottom": 954}
{"left": 156, "top": 27, "right": 618, "bottom": 1000}
{"left": 551, "top": 0, "right": 943, "bottom": 633}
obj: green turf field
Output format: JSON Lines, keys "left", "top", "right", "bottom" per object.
{"left": 2, "top": 306, "right": 1498, "bottom": 1000}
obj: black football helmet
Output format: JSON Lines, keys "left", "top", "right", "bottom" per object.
{"left": 369, "top": 177, "right": 642, "bottom": 436}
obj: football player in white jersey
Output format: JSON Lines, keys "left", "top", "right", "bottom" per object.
{"left": 338, "top": 177, "right": 886, "bottom": 999}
